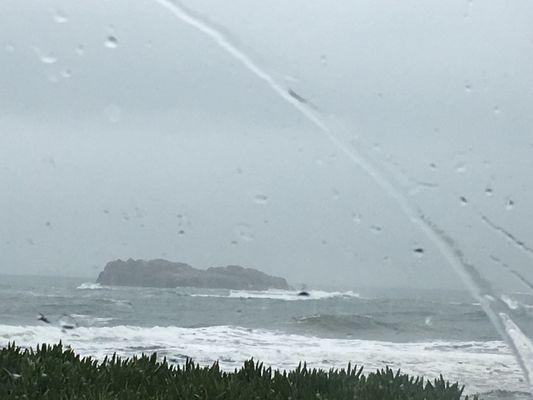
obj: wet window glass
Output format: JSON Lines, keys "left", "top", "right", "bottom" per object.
{"left": 1, "top": 1, "right": 532, "bottom": 399}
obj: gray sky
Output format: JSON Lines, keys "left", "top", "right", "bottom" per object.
{"left": 1, "top": 0, "right": 532, "bottom": 290}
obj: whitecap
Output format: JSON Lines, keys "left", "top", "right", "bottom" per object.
{"left": 0, "top": 323, "right": 524, "bottom": 395}
{"left": 192, "top": 289, "right": 360, "bottom": 301}
{"left": 76, "top": 283, "right": 103, "bottom": 290}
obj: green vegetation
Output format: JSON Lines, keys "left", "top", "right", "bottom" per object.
{"left": 1, "top": 342, "right": 478, "bottom": 399}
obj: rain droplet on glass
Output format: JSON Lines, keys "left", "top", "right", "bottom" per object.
{"left": 464, "top": 82, "right": 472, "bottom": 92}
{"left": 370, "top": 225, "right": 382, "bottom": 234}
{"left": 252, "top": 194, "right": 269, "bottom": 205}
{"left": 60, "top": 69, "right": 72, "bottom": 79}
{"left": 105, "top": 36, "right": 118, "bottom": 49}
{"left": 178, "top": 230, "right": 186, "bottom": 236}
{"left": 53, "top": 9, "right": 68, "bottom": 23}
{"left": 413, "top": 247, "right": 425, "bottom": 256}
{"left": 351, "top": 212, "right": 362, "bottom": 223}
{"left": 40, "top": 53, "right": 58, "bottom": 64}
{"left": 485, "top": 187, "right": 493, "bottom": 197}
{"left": 75, "top": 44, "right": 85, "bottom": 55}
{"left": 5, "top": 44, "right": 14, "bottom": 53}
{"left": 505, "top": 198, "right": 515, "bottom": 211}
{"left": 460, "top": 196, "right": 468, "bottom": 205}
{"left": 234, "top": 224, "right": 254, "bottom": 242}
{"left": 320, "top": 54, "right": 327, "bottom": 66}
{"left": 454, "top": 163, "right": 467, "bottom": 173}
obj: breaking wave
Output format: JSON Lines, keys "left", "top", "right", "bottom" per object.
{"left": 76, "top": 283, "right": 103, "bottom": 290}
{"left": 191, "top": 289, "right": 360, "bottom": 301}
{"left": 0, "top": 323, "right": 524, "bottom": 395}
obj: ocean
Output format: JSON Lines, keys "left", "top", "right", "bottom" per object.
{"left": 1, "top": 274, "right": 531, "bottom": 399}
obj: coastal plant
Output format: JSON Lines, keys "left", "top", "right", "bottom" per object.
{"left": 0, "top": 342, "right": 479, "bottom": 399}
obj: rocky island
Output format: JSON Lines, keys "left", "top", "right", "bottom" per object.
{"left": 96, "top": 258, "right": 291, "bottom": 290}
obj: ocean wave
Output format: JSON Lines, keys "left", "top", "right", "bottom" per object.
{"left": 0, "top": 324, "right": 523, "bottom": 395}
{"left": 76, "top": 283, "right": 103, "bottom": 290}
{"left": 192, "top": 289, "right": 360, "bottom": 301}
{"left": 294, "top": 314, "right": 400, "bottom": 332}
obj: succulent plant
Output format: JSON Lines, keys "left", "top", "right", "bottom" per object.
{"left": 0, "top": 342, "right": 477, "bottom": 399}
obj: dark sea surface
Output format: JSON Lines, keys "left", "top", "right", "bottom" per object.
{"left": 1, "top": 274, "right": 532, "bottom": 398}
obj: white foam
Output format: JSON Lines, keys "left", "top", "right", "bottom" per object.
{"left": 76, "top": 283, "right": 103, "bottom": 290}
{"left": 0, "top": 323, "right": 524, "bottom": 395}
{"left": 192, "top": 289, "right": 360, "bottom": 301}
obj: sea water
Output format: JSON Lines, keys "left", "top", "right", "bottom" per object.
{"left": 0, "top": 274, "right": 531, "bottom": 398}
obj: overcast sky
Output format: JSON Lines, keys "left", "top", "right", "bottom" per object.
{"left": 1, "top": 0, "right": 532, "bottom": 290}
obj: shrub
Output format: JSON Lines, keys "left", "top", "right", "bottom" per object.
{"left": 0, "top": 342, "right": 478, "bottom": 399}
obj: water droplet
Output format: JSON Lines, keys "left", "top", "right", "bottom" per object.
{"left": 102, "top": 209, "right": 110, "bottom": 214}
{"left": 26, "top": 238, "right": 35, "bottom": 246}
{"left": 493, "top": 106, "right": 501, "bottom": 114}
{"left": 459, "top": 196, "right": 468, "bottom": 206}
{"left": 425, "top": 316, "right": 433, "bottom": 326}
{"left": 413, "top": 247, "right": 425, "bottom": 257}
{"left": 501, "top": 295, "right": 519, "bottom": 310}
{"left": 429, "top": 163, "right": 437, "bottom": 170}
{"left": 332, "top": 189, "right": 340, "bottom": 200}
{"left": 485, "top": 187, "right": 493, "bottom": 197}
{"left": 5, "top": 44, "right": 14, "bottom": 53}
{"left": 60, "top": 69, "right": 72, "bottom": 79}
{"left": 230, "top": 240, "right": 238, "bottom": 246}
{"left": 105, "top": 36, "right": 118, "bottom": 49}
{"left": 351, "top": 212, "right": 362, "bottom": 223}
{"left": 321, "top": 239, "right": 328, "bottom": 245}
{"left": 505, "top": 198, "right": 515, "bottom": 211}
{"left": 320, "top": 54, "right": 327, "bottom": 66}
{"left": 464, "top": 82, "right": 472, "bottom": 92}
{"left": 178, "top": 230, "right": 186, "bottom": 236}
{"left": 252, "top": 194, "right": 269, "bottom": 205}
{"left": 234, "top": 224, "right": 254, "bottom": 242}
{"left": 45, "top": 221, "right": 51, "bottom": 227}
{"left": 454, "top": 163, "right": 467, "bottom": 173}
{"left": 370, "top": 225, "right": 382, "bottom": 234}
{"left": 53, "top": 9, "right": 68, "bottom": 23}
{"left": 40, "top": 53, "right": 58, "bottom": 64}
{"left": 75, "top": 44, "right": 85, "bottom": 55}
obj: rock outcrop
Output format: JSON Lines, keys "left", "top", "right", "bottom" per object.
{"left": 96, "top": 258, "right": 290, "bottom": 290}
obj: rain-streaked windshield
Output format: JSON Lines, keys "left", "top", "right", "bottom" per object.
{"left": 1, "top": 1, "right": 533, "bottom": 399}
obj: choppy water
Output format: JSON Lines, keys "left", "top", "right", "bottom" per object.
{"left": 1, "top": 274, "right": 532, "bottom": 398}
